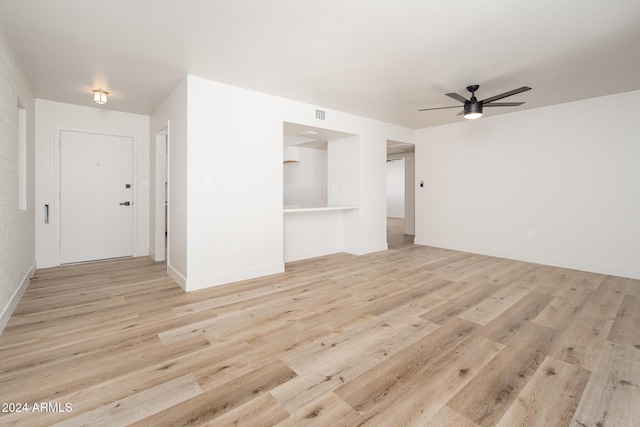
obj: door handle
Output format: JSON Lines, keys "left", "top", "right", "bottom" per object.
{"left": 119, "top": 201, "right": 131, "bottom": 206}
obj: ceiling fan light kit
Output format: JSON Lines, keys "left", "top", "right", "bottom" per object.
{"left": 420, "top": 84, "right": 531, "bottom": 120}
{"left": 463, "top": 102, "right": 483, "bottom": 119}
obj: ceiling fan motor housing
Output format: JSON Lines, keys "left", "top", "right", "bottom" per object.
{"left": 464, "top": 101, "right": 483, "bottom": 116}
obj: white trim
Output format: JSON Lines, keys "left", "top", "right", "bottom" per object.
{"left": 284, "top": 245, "right": 344, "bottom": 263}
{"left": 0, "top": 261, "right": 36, "bottom": 335}
{"left": 414, "top": 237, "right": 640, "bottom": 280}
{"left": 167, "top": 263, "right": 187, "bottom": 291}
{"left": 184, "top": 263, "right": 285, "bottom": 292}
{"left": 344, "top": 242, "right": 388, "bottom": 256}
{"left": 283, "top": 205, "right": 358, "bottom": 213}
{"left": 151, "top": 123, "right": 169, "bottom": 262}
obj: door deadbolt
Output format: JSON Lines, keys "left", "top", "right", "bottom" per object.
{"left": 119, "top": 201, "right": 131, "bottom": 206}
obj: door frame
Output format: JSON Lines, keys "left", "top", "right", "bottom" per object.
{"left": 54, "top": 126, "right": 138, "bottom": 266}
{"left": 385, "top": 143, "right": 415, "bottom": 243}
{"left": 151, "top": 124, "right": 169, "bottom": 262}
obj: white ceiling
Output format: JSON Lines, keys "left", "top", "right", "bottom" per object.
{"left": 1, "top": 0, "right": 639, "bottom": 129}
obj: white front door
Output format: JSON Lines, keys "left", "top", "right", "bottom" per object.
{"left": 60, "top": 130, "right": 133, "bottom": 264}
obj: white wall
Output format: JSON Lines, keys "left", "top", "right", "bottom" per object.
{"left": 150, "top": 78, "right": 188, "bottom": 287}
{"left": 159, "top": 75, "right": 414, "bottom": 291}
{"left": 327, "top": 136, "right": 360, "bottom": 253}
{"left": 35, "top": 100, "right": 150, "bottom": 268}
{"left": 299, "top": 147, "right": 328, "bottom": 207}
{"left": 327, "top": 137, "right": 359, "bottom": 208}
{"left": 283, "top": 147, "right": 327, "bottom": 207}
{"left": 284, "top": 209, "right": 346, "bottom": 262}
{"left": 184, "top": 76, "right": 285, "bottom": 290}
{"left": 0, "top": 27, "right": 36, "bottom": 333}
{"left": 415, "top": 90, "right": 640, "bottom": 279}
{"left": 283, "top": 161, "right": 300, "bottom": 206}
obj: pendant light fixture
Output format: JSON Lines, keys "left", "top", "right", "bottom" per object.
{"left": 92, "top": 89, "right": 109, "bottom": 105}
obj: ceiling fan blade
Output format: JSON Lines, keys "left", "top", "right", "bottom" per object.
{"left": 483, "top": 101, "right": 525, "bottom": 107}
{"left": 418, "top": 105, "right": 463, "bottom": 111}
{"left": 481, "top": 86, "right": 531, "bottom": 104}
{"left": 445, "top": 92, "right": 469, "bottom": 104}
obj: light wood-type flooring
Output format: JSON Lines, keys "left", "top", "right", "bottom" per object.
{"left": 1, "top": 219, "right": 639, "bottom": 426}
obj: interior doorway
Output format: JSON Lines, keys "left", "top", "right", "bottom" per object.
{"left": 151, "top": 126, "right": 168, "bottom": 262}
{"left": 386, "top": 140, "right": 415, "bottom": 249}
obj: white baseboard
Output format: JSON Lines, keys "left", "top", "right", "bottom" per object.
{"left": 148, "top": 248, "right": 166, "bottom": 262}
{"left": 414, "top": 237, "right": 640, "bottom": 280}
{"left": 0, "top": 261, "right": 36, "bottom": 335}
{"left": 184, "top": 263, "right": 285, "bottom": 292}
{"left": 345, "top": 242, "right": 388, "bottom": 256}
{"left": 284, "top": 245, "right": 344, "bottom": 263}
{"left": 167, "top": 263, "right": 187, "bottom": 291}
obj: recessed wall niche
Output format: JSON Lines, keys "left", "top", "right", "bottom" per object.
{"left": 282, "top": 122, "right": 360, "bottom": 262}
{"left": 283, "top": 122, "right": 355, "bottom": 208}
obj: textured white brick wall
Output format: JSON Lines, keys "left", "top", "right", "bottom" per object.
{"left": 0, "top": 26, "right": 35, "bottom": 334}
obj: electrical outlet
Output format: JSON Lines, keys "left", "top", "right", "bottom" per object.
{"left": 233, "top": 240, "right": 241, "bottom": 251}
{"left": 526, "top": 230, "right": 534, "bottom": 239}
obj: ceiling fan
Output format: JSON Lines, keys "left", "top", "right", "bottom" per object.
{"left": 419, "top": 85, "right": 531, "bottom": 119}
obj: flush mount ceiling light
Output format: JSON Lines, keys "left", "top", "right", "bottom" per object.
{"left": 92, "top": 89, "right": 109, "bottom": 105}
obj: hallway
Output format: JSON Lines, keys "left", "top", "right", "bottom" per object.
{"left": 387, "top": 217, "right": 414, "bottom": 249}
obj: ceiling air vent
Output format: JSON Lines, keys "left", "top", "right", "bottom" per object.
{"left": 315, "top": 109, "right": 326, "bottom": 120}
